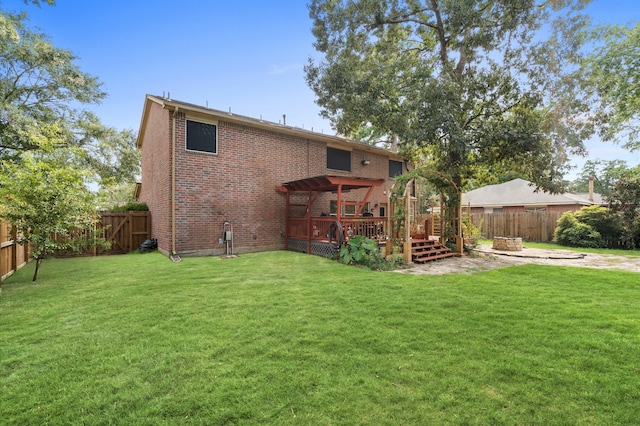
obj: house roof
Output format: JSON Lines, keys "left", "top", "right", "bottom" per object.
{"left": 462, "top": 178, "right": 604, "bottom": 207}
{"left": 136, "top": 94, "right": 404, "bottom": 160}
{"left": 277, "top": 175, "right": 384, "bottom": 193}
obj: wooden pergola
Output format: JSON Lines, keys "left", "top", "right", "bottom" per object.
{"left": 277, "top": 175, "right": 385, "bottom": 256}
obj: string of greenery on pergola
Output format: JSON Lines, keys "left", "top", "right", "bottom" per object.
{"left": 388, "top": 167, "right": 463, "bottom": 263}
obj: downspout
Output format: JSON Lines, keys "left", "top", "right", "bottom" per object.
{"left": 171, "top": 106, "right": 181, "bottom": 261}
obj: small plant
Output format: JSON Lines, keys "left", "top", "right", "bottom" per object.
{"left": 338, "top": 236, "right": 386, "bottom": 270}
{"left": 338, "top": 236, "right": 407, "bottom": 271}
{"left": 462, "top": 216, "right": 483, "bottom": 240}
{"left": 381, "top": 253, "right": 407, "bottom": 271}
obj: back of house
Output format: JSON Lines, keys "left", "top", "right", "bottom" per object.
{"left": 136, "top": 94, "right": 406, "bottom": 258}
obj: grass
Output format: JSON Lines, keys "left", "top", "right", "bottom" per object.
{"left": 479, "top": 238, "right": 640, "bottom": 257}
{"left": 1, "top": 251, "right": 640, "bottom": 424}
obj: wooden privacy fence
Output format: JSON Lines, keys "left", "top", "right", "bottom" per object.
{"left": 96, "top": 211, "right": 151, "bottom": 255}
{"left": 1, "top": 211, "right": 151, "bottom": 279}
{"left": 469, "top": 211, "right": 564, "bottom": 242}
{"left": 1, "top": 223, "right": 30, "bottom": 281}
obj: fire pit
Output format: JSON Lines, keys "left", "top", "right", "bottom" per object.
{"left": 492, "top": 237, "right": 523, "bottom": 251}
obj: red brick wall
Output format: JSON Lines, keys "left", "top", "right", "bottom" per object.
{"left": 139, "top": 106, "right": 398, "bottom": 257}
{"left": 138, "top": 102, "right": 172, "bottom": 254}
{"left": 547, "top": 204, "right": 582, "bottom": 213}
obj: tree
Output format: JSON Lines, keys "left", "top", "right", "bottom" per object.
{"left": 585, "top": 23, "right": 640, "bottom": 151}
{"left": 1, "top": 6, "right": 140, "bottom": 198}
{"left": 0, "top": 151, "right": 108, "bottom": 281}
{"left": 306, "top": 0, "right": 593, "bottom": 243}
{"left": 607, "top": 172, "right": 640, "bottom": 249}
{"left": 571, "top": 159, "right": 630, "bottom": 196}
{"left": 0, "top": 10, "right": 105, "bottom": 160}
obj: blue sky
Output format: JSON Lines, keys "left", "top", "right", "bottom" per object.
{"left": 4, "top": 0, "right": 639, "bottom": 178}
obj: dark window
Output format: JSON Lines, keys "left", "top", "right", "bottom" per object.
{"left": 389, "top": 160, "right": 403, "bottom": 177}
{"left": 327, "top": 147, "right": 351, "bottom": 171}
{"left": 186, "top": 119, "right": 217, "bottom": 154}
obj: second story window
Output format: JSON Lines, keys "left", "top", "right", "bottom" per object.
{"left": 186, "top": 119, "right": 217, "bottom": 154}
{"left": 389, "top": 160, "right": 403, "bottom": 178}
{"left": 327, "top": 147, "right": 351, "bottom": 171}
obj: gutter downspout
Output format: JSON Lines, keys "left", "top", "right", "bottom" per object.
{"left": 171, "top": 106, "right": 181, "bottom": 262}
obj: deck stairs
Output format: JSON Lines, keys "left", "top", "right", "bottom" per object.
{"left": 411, "top": 239, "right": 460, "bottom": 263}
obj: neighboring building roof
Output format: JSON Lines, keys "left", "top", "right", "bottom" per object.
{"left": 136, "top": 94, "right": 404, "bottom": 161}
{"left": 462, "top": 178, "right": 604, "bottom": 208}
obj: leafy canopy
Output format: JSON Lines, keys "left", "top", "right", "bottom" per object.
{"left": 306, "top": 0, "right": 593, "bottom": 192}
{"left": 0, "top": 5, "right": 140, "bottom": 203}
{"left": 606, "top": 171, "right": 640, "bottom": 249}
{"left": 585, "top": 23, "right": 640, "bottom": 150}
{"left": 0, "top": 151, "right": 107, "bottom": 281}
{"left": 0, "top": 10, "right": 105, "bottom": 159}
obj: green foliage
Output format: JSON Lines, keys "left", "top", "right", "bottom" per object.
{"left": 0, "top": 8, "right": 140, "bottom": 199}
{"left": 554, "top": 205, "right": 627, "bottom": 249}
{"left": 0, "top": 152, "right": 108, "bottom": 280}
{"left": 554, "top": 211, "right": 604, "bottom": 248}
{"left": 0, "top": 10, "right": 105, "bottom": 159}
{"left": 573, "top": 205, "right": 623, "bottom": 245}
{"left": 607, "top": 173, "right": 640, "bottom": 249}
{"left": 337, "top": 235, "right": 394, "bottom": 270}
{"left": 306, "top": 0, "right": 592, "bottom": 193}
{"left": 585, "top": 23, "right": 640, "bottom": 150}
{"left": 571, "top": 159, "right": 630, "bottom": 196}
{"left": 461, "top": 216, "right": 483, "bottom": 239}
{"left": 108, "top": 202, "right": 149, "bottom": 212}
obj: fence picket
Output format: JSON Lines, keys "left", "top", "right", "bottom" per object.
{"left": 469, "top": 212, "right": 564, "bottom": 242}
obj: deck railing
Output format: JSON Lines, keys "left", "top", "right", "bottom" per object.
{"left": 287, "top": 216, "right": 387, "bottom": 242}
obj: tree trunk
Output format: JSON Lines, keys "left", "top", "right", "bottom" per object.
{"left": 32, "top": 257, "right": 42, "bottom": 282}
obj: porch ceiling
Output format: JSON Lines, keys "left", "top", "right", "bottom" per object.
{"left": 277, "top": 175, "right": 384, "bottom": 193}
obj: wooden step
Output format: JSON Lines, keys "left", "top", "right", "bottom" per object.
{"left": 413, "top": 252, "right": 460, "bottom": 263}
{"left": 410, "top": 239, "right": 461, "bottom": 263}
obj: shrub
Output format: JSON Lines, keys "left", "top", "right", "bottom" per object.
{"left": 554, "top": 212, "right": 604, "bottom": 248}
{"left": 109, "top": 202, "right": 149, "bottom": 212}
{"left": 573, "top": 205, "right": 622, "bottom": 246}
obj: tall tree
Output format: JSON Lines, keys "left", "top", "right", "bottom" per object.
{"left": 0, "top": 6, "right": 139, "bottom": 195}
{"left": 585, "top": 23, "right": 640, "bottom": 151}
{"left": 306, "top": 0, "right": 593, "bottom": 194}
{"left": 572, "top": 159, "right": 630, "bottom": 196}
{"left": 606, "top": 170, "right": 640, "bottom": 249}
{"left": 0, "top": 8, "right": 110, "bottom": 162}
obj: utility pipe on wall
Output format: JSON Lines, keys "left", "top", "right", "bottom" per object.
{"left": 171, "top": 106, "right": 179, "bottom": 258}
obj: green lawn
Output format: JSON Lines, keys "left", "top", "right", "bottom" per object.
{"left": 1, "top": 251, "right": 639, "bottom": 425}
{"left": 479, "top": 238, "right": 640, "bottom": 257}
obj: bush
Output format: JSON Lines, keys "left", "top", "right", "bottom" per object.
{"left": 554, "top": 212, "right": 604, "bottom": 248}
{"left": 573, "top": 205, "right": 622, "bottom": 246}
{"left": 109, "top": 202, "right": 149, "bottom": 212}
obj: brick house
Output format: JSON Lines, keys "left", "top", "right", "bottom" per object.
{"left": 136, "top": 94, "right": 407, "bottom": 258}
{"left": 462, "top": 178, "right": 605, "bottom": 214}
